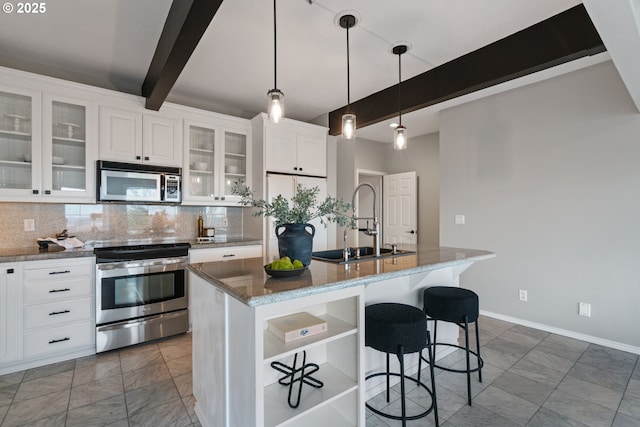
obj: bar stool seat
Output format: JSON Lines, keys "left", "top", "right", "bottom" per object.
{"left": 422, "top": 286, "right": 483, "bottom": 405}
{"left": 365, "top": 302, "right": 439, "bottom": 427}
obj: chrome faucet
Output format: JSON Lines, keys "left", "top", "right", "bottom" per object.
{"left": 350, "top": 183, "right": 381, "bottom": 257}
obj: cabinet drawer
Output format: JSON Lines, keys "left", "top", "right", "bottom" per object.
{"left": 190, "top": 245, "right": 262, "bottom": 263}
{"left": 24, "top": 321, "right": 94, "bottom": 359}
{"left": 24, "top": 277, "right": 92, "bottom": 304}
{"left": 24, "top": 260, "right": 93, "bottom": 282}
{"left": 24, "top": 297, "right": 92, "bottom": 330}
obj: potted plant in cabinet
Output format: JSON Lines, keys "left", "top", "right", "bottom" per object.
{"left": 234, "top": 183, "right": 353, "bottom": 266}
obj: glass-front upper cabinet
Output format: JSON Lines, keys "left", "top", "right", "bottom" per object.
{"left": 182, "top": 116, "right": 251, "bottom": 205}
{"left": 0, "top": 87, "right": 42, "bottom": 198}
{"left": 42, "top": 94, "right": 96, "bottom": 201}
{"left": 222, "top": 130, "right": 248, "bottom": 201}
{"left": 185, "top": 121, "right": 217, "bottom": 200}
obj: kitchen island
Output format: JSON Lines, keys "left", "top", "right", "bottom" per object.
{"left": 187, "top": 247, "right": 495, "bottom": 427}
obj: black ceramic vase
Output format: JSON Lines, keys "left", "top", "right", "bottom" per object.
{"left": 275, "top": 223, "right": 315, "bottom": 266}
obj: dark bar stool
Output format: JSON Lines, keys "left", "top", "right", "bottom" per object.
{"left": 421, "top": 286, "right": 483, "bottom": 405}
{"left": 365, "top": 302, "right": 439, "bottom": 427}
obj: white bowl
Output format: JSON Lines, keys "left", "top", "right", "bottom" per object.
{"left": 52, "top": 156, "right": 66, "bottom": 165}
{"left": 194, "top": 162, "right": 209, "bottom": 171}
{"left": 226, "top": 165, "right": 239, "bottom": 174}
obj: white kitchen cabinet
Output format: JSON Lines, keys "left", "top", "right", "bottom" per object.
{"left": 253, "top": 113, "right": 327, "bottom": 177}
{"left": 265, "top": 174, "right": 328, "bottom": 262}
{"left": 189, "top": 245, "right": 262, "bottom": 263}
{"left": 100, "top": 105, "right": 182, "bottom": 167}
{"left": 21, "top": 257, "right": 95, "bottom": 361}
{"left": 190, "top": 273, "right": 364, "bottom": 427}
{"left": 0, "top": 81, "right": 97, "bottom": 203}
{"left": 182, "top": 114, "right": 251, "bottom": 205}
{"left": 42, "top": 94, "right": 97, "bottom": 201}
{"left": 0, "top": 264, "right": 21, "bottom": 365}
{"left": 0, "top": 85, "right": 42, "bottom": 199}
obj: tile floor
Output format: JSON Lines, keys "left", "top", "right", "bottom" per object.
{"left": 0, "top": 316, "right": 638, "bottom": 426}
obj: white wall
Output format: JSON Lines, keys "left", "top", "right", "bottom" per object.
{"left": 439, "top": 60, "right": 640, "bottom": 348}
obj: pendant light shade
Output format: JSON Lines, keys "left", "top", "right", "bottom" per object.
{"left": 267, "top": 0, "right": 284, "bottom": 123}
{"left": 342, "top": 113, "right": 356, "bottom": 139}
{"left": 392, "top": 44, "right": 408, "bottom": 150}
{"left": 267, "top": 88, "right": 284, "bottom": 124}
{"left": 339, "top": 14, "right": 356, "bottom": 140}
{"left": 393, "top": 125, "right": 407, "bottom": 150}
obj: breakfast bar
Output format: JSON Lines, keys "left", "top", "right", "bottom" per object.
{"left": 187, "top": 247, "right": 495, "bottom": 427}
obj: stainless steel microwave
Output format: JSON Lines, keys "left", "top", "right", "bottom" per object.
{"left": 96, "top": 161, "right": 181, "bottom": 204}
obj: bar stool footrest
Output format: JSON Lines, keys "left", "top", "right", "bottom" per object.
{"left": 422, "top": 342, "right": 484, "bottom": 374}
{"left": 365, "top": 372, "right": 435, "bottom": 422}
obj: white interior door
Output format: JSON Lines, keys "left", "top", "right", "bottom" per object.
{"left": 383, "top": 171, "right": 418, "bottom": 247}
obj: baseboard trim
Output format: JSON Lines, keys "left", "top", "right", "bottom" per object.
{"left": 480, "top": 310, "right": 640, "bottom": 356}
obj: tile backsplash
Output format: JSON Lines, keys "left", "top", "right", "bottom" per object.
{"left": 0, "top": 202, "right": 253, "bottom": 248}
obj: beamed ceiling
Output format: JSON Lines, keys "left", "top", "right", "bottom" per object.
{"left": 0, "top": 0, "right": 638, "bottom": 142}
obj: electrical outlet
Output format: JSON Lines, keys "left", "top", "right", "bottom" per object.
{"left": 24, "top": 219, "right": 35, "bottom": 232}
{"left": 519, "top": 289, "right": 528, "bottom": 301}
{"left": 455, "top": 214, "right": 465, "bottom": 225}
{"left": 579, "top": 302, "right": 591, "bottom": 317}
{"left": 222, "top": 217, "right": 228, "bottom": 227}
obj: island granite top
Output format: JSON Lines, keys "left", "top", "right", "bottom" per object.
{"left": 187, "top": 246, "right": 495, "bottom": 307}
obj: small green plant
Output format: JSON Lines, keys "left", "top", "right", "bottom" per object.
{"left": 233, "top": 182, "right": 354, "bottom": 227}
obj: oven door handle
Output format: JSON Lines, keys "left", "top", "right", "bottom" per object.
{"left": 96, "top": 257, "right": 188, "bottom": 271}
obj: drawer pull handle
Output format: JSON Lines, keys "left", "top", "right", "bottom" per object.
{"left": 222, "top": 254, "right": 236, "bottom": 258}
{"left": 49, "top": 288, "right": 71, "bottom": 293}
{"left": 49, "top": 270, "right": 71, "bottom": 275}
{"left": 49, "top": 310, "right": 70, "bottom": 316}
{"left": 49, "top": 337, "right": 70, "bottom": 344}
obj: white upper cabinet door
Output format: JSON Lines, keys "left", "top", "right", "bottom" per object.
{"left": 0, "top": 85, "right": 42, "bottom": 200}
{"left": 261, "top": 115, "right": 327, "bottom": 177}
{"left": 100, "top": 106, "right": 182, "bottom": 167}
{"left": 42, "top": 93, "right": 97, "bottom": 202}
{"left": 143, "top": 114, "right": 182, "bottom": 167}
{"left": 296, "top": 132, "right": 326, "bottom": 177}
{"left": 99, "top": 106, "right": 143, "bottom": 163}
{"left": 265, "top": 127, "right": 297, "bottom": 174}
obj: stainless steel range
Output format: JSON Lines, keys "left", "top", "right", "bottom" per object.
{"left": 94, "top": 242, "right": 190, "bottom": 353}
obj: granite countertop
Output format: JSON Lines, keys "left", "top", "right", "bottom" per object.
{"left": 187, "top": 246, "right": 495, "bottom": 307}
{"left": 0, "top": 237, "right": 263, "bottom": 263}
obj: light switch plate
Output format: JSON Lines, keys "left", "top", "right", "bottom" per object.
{"left": 455, "top": 215, "right": 465, "bottom": 225}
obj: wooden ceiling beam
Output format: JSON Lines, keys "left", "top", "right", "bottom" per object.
{"left": 328, "top": 4, "right": 606, "bottom": 136}
{"left": 143, "top": 0, "right": 223, "bottom": 111}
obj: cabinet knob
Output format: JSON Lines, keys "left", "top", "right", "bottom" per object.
{"left": 220, "top": 197, "right": 225, "bottom": 200}
{"left": 144, "top": 156, "right": 149, "bottom": 161}
{"left": 299, "top": 168, "right": 303, "bottom": 171}
{"left": 294, "top": 167, "right": 298, "bottom": 171}
{"left": 7, "top": 268, "right": 14, "bottom": 274}
{"left": 45, "top": 190, "right": 51, "bottom": 195}
{"left": 32, "top": 189, "right": 39, "bottom": 195}
{"left": 136, "top": 156, "right": 141, "bottom": 160}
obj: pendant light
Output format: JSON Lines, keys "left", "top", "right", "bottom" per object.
{"left": 267, "top": 0, "right": 284, "bottom": 123}
{"left": 339, "top": 14, "right": 356, "bottom": 140}
{"left": 392, "top": 45, "right": 408, "bottom": 150}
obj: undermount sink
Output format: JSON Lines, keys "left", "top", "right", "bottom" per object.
{"left": 312, "top": 246, "right": 415, "bottom": 264}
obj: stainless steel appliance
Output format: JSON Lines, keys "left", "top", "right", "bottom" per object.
{"left": 94, "top": 242, "right": 190, "bottom": 352}
{"left": 96, "top": 160, "right": 181, "bottom": 204}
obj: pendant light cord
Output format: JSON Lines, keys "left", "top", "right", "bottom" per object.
{"left": 273, "top": 0, "right": 277, "bottom": 89}
{"left": 346, "top": 22, "right": 351, "bottom": 110}
{"left": 398, "top": 50, "right": 402, "bottom": 126}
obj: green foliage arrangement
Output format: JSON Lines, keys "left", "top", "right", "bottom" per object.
{"left": 233, "top": 182, "right": 354, "bottom": 228}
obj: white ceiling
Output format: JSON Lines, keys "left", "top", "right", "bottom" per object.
{"left": 1, "top": 0, "right": 638, "bottom": 143}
